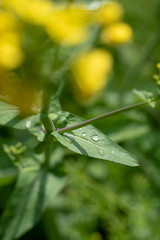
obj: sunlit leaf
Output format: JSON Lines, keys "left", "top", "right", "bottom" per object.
{"left": 0, "top": 101, "right": 41, "bottom": 130}
{"left": 51, "top": 112, "right": 139, "bottom": 167}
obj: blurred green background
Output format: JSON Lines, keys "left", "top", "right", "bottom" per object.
{"left": 0, "top": 0, "right": 160, "bottom": 239}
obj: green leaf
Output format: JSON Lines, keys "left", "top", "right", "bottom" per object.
{"left": 51, "top": 112, "right": 139, "bottom": 167}
{"left": 28, "top": 124, "right": 46, "bottom": 140}
{"left": 0, "top": 167, "right": 66, "bottom": 240}
{"left": 0, "top": 101, "right": 41, "bottom": 130}
{"left": 107, "top": 123, "right": 150, "bottom": 142}
{"left": 133, "top": 89, "right": 153, "bottom": 100}
{"left": 48, "top": 95, "right": 61, "bottom": 114}
{"left": 133, "top": 89, "right": 156, "bottom": 108}
{"left": 0, "top": 168, "right": 17, "bottom": 187}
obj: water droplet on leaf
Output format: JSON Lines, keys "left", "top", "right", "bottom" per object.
{"left": 97, "top": 149, "right": 105, "bottom": 156}
{"left": 91, "top": 134, "right": 99, "bottom": 142}
{"left": 82, "top": 132, "right": 86, "bottom": 136}
{"left": 63, "top": 132, "right": 75, "bottom": 143}
{"left": 26, "top": 121, "right": 31, "bottom": 128}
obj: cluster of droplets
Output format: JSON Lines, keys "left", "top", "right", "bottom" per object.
{"left": 63, "top": 130, "right": 100, "bottom": 142}
{"left": 79, "top": 127, "right": 99, "bottom": 142}
{"left": 62, "top": 128, "right": 117, "bottom": 157}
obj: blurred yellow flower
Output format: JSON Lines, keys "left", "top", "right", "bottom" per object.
{"left": 0, "top": 9, "right": 24, "bottom": 69}
{"left": 4, "top": 0, "right": 90, "bottom": 45}
{"left": 0, "top": 75, "right": 38, "bottom": 113}
{"left": 71, "top": 49, "right": 113, "bottom": 100}
{"left": 0, "top": 32, "right": 24, "bottom": 69}
{"left": 101, "top": 22, "right": 133, "bottom": 45}
{"left": 3, "top": 0, "right": 54, "bottom": 24}
{"left": 0, "top": 31, "right": 21, "bottom": 45}
{"left": 44, "top": 5, "right": 90, "bottom": 45}
{"left": 156, "top": 63, "right": 160, "bottom": 70}
{"left": 95, "top": 1, "right": 123, "bottom": 26}
{"left": 0, "top": 11, "right": 18, "bottom": 33}
{"left": 8, "top": 82, "right": 37, "bottom": 112}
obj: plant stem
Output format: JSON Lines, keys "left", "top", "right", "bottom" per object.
{"left": 41, "top": 84, "right": 55, "bottom": 168}
{"left": 57, "top": 98, "right": 157, "bottom": 133}
{"left": 41, "top": 85, "right": 55, "bottom": 132}
{"left": 42, "top": 116, "right": 55, "bottom": 132}
{"left": 43, "top": 134, "right": 53, "bottom": 168}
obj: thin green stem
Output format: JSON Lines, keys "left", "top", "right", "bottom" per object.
{"left": 41, "top": 84, "right": 55, "bottom": 132}
{"left": 41, "top": 83, "right": 55, "bottom": 168}
{"left": 42, "top": 116, "right": 55, "bottom": 132}
{"left": 57, "top": 80, "right": 65, "bottom": 98}
{"left": 43, "top": 134, "right": 54, "bottom": 168}
{"left": 57, "top": 98, "right": 158, "bottom": 134}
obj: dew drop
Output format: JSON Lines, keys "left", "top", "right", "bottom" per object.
{"left": 111, "top": 150, "right": 114, "bottom": 154}
{"left": 26, "top": 121, "right": 31, "bottom": 128}
{"left": 97, "top": 149, "right": 105, "bottom": 156}
{"left": 63, "top": 132, "right": 75, "bottom": 143}
{"left": 79, "top": 128, "right": 82, "bottom": 130}
{"left": 91, "top": 134, "right": 99, "bottom": 142}
{"left": 82, "top": 132, "right": 86, "bottom": 137}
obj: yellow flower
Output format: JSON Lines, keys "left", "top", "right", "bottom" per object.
{"left": 0, "top": 11, "right": 18, "bottom": 33}
{"left": 3, "top": 0, "right": 54, "bottom": 24}
{"left": 0, "top": 10, "right": 24, "bottom": 69}
{"left": 156, "top": 63, "right": 160, "bottom": 70}
{"left": 101, "top": 22, "right": 133, "bottom": 45}
{"left": 44, "top": 5, "right": 90, "bottom": 45}
{"left": 71, "top": 49, "right": 113, "bottom": 100}
{"left": 0, "top": 72, "right": 38, "bottom": 113}
{"left": 4, "top": 0, "right": 90, "bottom": 45}
{"left": 0, "top": 32, "right": 24, "bottom": 69}
{"left": 95, "top": 1, "right": 123, "bottom": 26}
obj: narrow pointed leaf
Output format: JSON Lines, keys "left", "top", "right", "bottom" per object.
{"left": 51, "top": 112, "right": 139, "bottom": 167}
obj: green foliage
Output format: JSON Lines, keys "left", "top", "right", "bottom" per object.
{"left": 0, "top": 157, "right": 66, "bottom": 240}
{"left": 0, "top": 101, "right": 41, "bottom": 130}
{"left": 0, "top": 0, "right": 160, "bottom": 240}
{"left": 52, "top": 112, "right": 138, "bottom": 166}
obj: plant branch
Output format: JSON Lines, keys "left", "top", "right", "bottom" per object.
{"left": 57, "top": 97, "right": 158, "bottom": 133}
{"left": 41, "top": 84, "right": 55, "bottom": 132}
{"left": 42, "top": 116, "right": 55, "bottom": 132}
{"left": 41, "top": 83, "right": 55, "bottom": 168}
{"left": 43, "top": 134, "right": 54, "bottom": 168}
